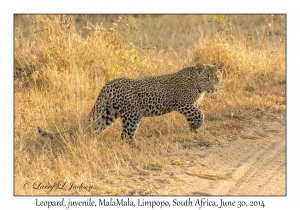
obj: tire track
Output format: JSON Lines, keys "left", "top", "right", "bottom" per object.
{"left": 226, "top": 140, "right": 286, "bottom": 195}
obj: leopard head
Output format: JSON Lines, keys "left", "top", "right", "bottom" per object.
{"left": 196, "top": 62, "right": 224, "bottom": 93}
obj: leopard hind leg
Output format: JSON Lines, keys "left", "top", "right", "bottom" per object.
{"left": 99, "top": 105, "right": 118, "bottom": 132}
{"left": 87, "top": 103, "right": 118, "bottom": 138}
{"left": 120, "top": 111, "right": 142, "bottom": 143}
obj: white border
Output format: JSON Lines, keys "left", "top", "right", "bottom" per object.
{"left": 2, "top": 0, "right": 298, "bottom": 209}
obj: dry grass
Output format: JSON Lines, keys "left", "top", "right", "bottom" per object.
{"left": 14, "top": 14, "right": 285, "bottom": 195}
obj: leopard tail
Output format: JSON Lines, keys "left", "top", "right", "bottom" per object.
{"left": 36, "top": 126, "right": 75, "bottom": 139}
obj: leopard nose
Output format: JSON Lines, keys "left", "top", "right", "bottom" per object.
{"left": 208, "top": 87, "right": 216, "bottom": 93}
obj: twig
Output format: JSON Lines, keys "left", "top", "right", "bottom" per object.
{"left": 259, "top": 15, "right": 269, "bottom": 51}
{"left": 185, "top": 172, "right": 228, "bottom": 180}
{"left": 65, "top": 15, "right": 78, "bottom": 30}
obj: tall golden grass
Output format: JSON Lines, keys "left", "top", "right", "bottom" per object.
{"left": 14, "top": 14, "right": 285, "bottom": 195}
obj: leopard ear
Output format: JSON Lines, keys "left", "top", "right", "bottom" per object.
{"left": 215, "top": 62, "right": 224, "bottom": 70}
{"left": 196, "top": 63, "right": 205, "bottom": 70}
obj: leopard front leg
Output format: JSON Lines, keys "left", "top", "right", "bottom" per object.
{"left": 120, "top": 112, "right": 142, "bottom": 143}
{"left": 177, "top": 105, "right": 204, "bottom": 134}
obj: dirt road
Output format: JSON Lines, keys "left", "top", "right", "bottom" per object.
{"left": 153, "top": 111, "right": 286, "bottom": 196}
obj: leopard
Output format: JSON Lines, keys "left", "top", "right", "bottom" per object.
{"left": 37, "top": 62, "right": 224, "bottom": 143}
